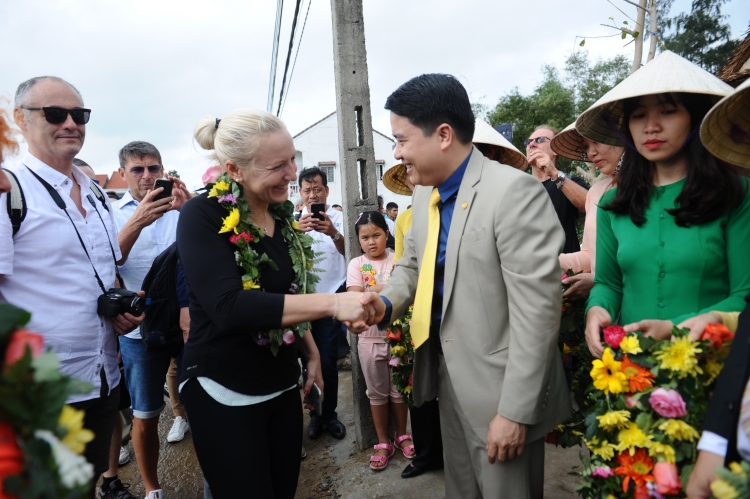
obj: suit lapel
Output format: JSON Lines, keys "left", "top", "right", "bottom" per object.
{"left": 442, "top": 147, "right": 483, "bottom": 315}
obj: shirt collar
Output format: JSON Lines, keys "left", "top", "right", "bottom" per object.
{"left": 23, "top": 153, "right": 88, "bottom": 194}
{"left": 437, "top": 150, "right": 472, "bottom": 203}
{"left": 118, "top": 190, "right": 138, "bottom": 209}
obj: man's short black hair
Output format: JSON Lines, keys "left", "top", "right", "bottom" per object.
{"left": 299, "top": 166, "right": 327, "bottom": 187}
{"left": 119, "top": 141, "right": 162, "bottom": 169}
{"left": 385, "top": 74, "right": 475, "bottom": 145}
{"left": 332, "top": 204, "right": 342, "bottom": 208}
{"left": 386, "top": 202, "right": 398, "bottom": 210}
{"left": 72, "top": 158, "right": 90, "bottom": 168}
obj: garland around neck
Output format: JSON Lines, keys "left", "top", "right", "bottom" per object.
{"left": 208, "top": 173, "right": 321, "bottom": 356}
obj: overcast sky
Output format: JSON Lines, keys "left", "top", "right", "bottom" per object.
{"left": 1, "top": 0, "right": 747, "bottom": 189}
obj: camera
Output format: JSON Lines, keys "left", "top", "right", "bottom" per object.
{"left": 97, "top": 288, "right": 146, "bottom": 317}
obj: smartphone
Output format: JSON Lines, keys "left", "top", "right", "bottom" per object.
{"left": 153, "top": 179, "right": 173, "bottom": 201}
{"left": 310, "top": 202, "right": 326, "bottom": 221}
{"left": 308, "top": 382, "right": 323, "bottom": 415}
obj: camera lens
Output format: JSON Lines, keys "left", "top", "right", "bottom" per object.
{"left": 128, "top": 295, "right": 146, "bottom": 316}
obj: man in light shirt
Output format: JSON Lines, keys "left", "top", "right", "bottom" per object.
{"left": 0, "top": 76, "right": 142, "bottom": 494}
{"left": 112, "top": 141, "right": 189, "bottom": 499}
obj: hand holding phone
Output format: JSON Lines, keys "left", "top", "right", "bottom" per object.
{"left": 153, "top": 179, "right": 173, "bottom": 201}
{"left": 310, "top": 202, "right": 326, "bottom": 221}
{"left": 307, "top": 382, "right": 323, "bottom": 415}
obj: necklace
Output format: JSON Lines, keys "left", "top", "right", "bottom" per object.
{"left": 249, "top": 211, "right": 270, "bottom": 234}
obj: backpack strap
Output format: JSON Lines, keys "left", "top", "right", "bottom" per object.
{"left": 3, "top": 168, "right": 26, "bottom": 236}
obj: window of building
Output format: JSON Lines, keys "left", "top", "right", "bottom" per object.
{"left": 376, "top": 160, "right": 385, "bottom": 180}
{"left": 318, "top": 162, "right": 336, "bottom": 183}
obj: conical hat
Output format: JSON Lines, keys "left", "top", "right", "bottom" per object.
{"left": 382, "top": 162, "right": 412, "bottom": 196}
{"left": 700, "top": 78, "right": 750, "bottom": 168}
{"left": 472, "top": 118, "right": 527, "bottom": 170}
{"left": 576, "top": 51, "right": 733, "bottom": 145}
{"left": 551, "top": 122, "right": 588, "bottom": 160}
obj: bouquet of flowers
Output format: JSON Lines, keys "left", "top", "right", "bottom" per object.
{"left": 711, "top": 461, "right": 750, "bottom": 498}
{"left": 0, "top": 304, "right": 95, "bottom": 498}
{"left": 385, "top": 306, "right": 415, "bottom": 408}
{"left": 577, "top": 323, "right": 734, "bottom": 498}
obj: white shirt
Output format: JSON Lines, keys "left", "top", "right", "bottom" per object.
{"left": 112, "top": 191, "right": 180, "bottom": 339}
{"left": 302, "top": 205, "right": 346, "bottom": 294}
{"left": 0, "top": 154, "right": 122, "bottom": 403}
{"left": 385, "top": 216, "right": 395, "bottom": 236}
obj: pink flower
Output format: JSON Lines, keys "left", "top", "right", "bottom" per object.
{"left": 218, "top": 194, "right": 237, "bottom": 205}
{"left": 603, "top": 325, "right": 626, "bottom": 349}
{"left": 649, "top": 388, "right": 687, "bottom": 418}
{"left": 5, "top": 329, "right": 44, "bottom": 365}
{"left": 282, "top": 330, "right": 296, "bottom": 345}
{"left": 561, "top": 273, "right": 569, "bottom": 281}
{"left": 229, "top": 232, "right": 253, "bottom": 244}
{"left": 625, "top": 393, "right": 639, "bottom": 408}
{"left": 202, "top": 165, "right": 223, "bottom": 186}
{"left": 591, "top": 466, "right": 614, "bottom": 478}
{"left": 389, "top": 357, "right": 401, "bottom": 367}
{"left": 653, "top": 462, "right": 681, "bottom": 495}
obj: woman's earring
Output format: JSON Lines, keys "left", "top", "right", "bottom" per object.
{"left": 613, "top": 155, "right": 624, "bottom": 175}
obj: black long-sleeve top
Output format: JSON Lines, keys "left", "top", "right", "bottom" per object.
{"left": 176, "top": 193, "right": 299, "bottom": 395}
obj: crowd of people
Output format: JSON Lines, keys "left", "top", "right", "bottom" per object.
{"left": 1, "top": 46, "right": 750, "bottom": 499}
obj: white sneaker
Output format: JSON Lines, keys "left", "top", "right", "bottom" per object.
{"left": 118, "top": 445, "right": 130, "bottom": 465}
{"left": 145, "top": 490, "right": 164, "bottom": 499}
{"left": 301, "top": 445, "right": 307, "bottom": 459}
{"left": 167, "top": 416, "right": 189, "bottom": 443}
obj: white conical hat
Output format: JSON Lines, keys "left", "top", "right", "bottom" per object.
{"left": 575, "top": 51, "right": 733, "bottom": 145}
{"left": 472, "top": 118, "right": 527, "bottom": 170}
{"left": 700, "top": 78, "right": 750, "bottom": 168}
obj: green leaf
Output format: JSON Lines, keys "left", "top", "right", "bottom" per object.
{"left": 621, "top": 31, "right": 627, "bottom": 39}
{"left": 31, "top": 352, "right": 61, "bottom": 382}
{"left": 579, "top": 39, "right": 586, "bottom": 47}
{"left": 632, "top": 31, "right": 639, "bottom": 38}
{"left": 0, "top": 303, "right": 31, "bottom": 338}
{"left": 623, "top": 20, "right": 628, "bottom": 24}
{"left": 635, "top": 412, "right": 653, "bottom": 432}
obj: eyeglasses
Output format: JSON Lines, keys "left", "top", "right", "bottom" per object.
{"left": 21, "top": 106, "right": 91, "bottom": 125}
{"left": 128, "top": 165, "right": 163, "bottom": 177}
{"left": 523, "top": 137, "right": 551, "bottom": 147}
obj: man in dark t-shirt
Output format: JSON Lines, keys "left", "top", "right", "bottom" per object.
{"left": 525, "top": 125, "right": 589, "bottom": 253}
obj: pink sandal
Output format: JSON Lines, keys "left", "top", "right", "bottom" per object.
{"left": 394, "top": 434, "right": 416, "bottom": 459}
{"left": 369, "top": 442, "right": 395, "bottom": 471}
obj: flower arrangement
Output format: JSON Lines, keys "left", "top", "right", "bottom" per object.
{"left": 0, "top": 303, "right": 96, "bottom": 498}
{"left": 385, "top": 306, "right": 415, "bottom": 408}
{"left": 207, "top": 173, "right": 321, "bottom": 355}
{"left": 711, "top": 461, "right": 750, "bottom": 498}
{"left": 577, "top": 323, "right": 734, "bottom": 498}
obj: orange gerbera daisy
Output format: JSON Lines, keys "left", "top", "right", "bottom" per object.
{"left": 614, "top": 448, "right": 654, "bottom": 493}
{"left": 621, "top": 355, "right": 655, "bottom": 393}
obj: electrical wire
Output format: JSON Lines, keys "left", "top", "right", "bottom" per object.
{"left": 266, "top": 0, "right": 285, "bottom": 113}
{"left": 276, "top": 0, "right": 303, "bottom": 116}
{"left": 280, "top": 0, "right": 313, "bottom": 116}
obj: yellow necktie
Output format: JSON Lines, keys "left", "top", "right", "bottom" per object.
{"left": 411, "top": 188, "right": 441, "bottom": 349}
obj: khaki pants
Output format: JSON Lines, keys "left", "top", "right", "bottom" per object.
{"left": 166, "top": 357, "right": 186, "bottom": 419}
{"left": 438, "top": 355, "right": 544, "bottom": 499}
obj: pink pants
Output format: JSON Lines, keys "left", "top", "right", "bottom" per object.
{"left": 357, "top": 338, "right": 403, "bottom": 406}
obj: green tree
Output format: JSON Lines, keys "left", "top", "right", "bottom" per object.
{"left": 661, "top": 0, "right": 739, "bottom": 73}
{"left": 564, "top": 52, "right": 630, "bottom": 114}
{"left": 167, "top": 169, "right": 180, "bottom": 179}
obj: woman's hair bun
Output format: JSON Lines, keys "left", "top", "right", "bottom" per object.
{"left": 194, "top": 115, "right": 218, "bottom": 151}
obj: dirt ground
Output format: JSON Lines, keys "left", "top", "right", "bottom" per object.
{"left": 104, "top": 370, "right": 585, "bottom": 498}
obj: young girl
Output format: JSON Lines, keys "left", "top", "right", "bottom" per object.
{"left": 346, "top": 211, "right": 415, "bottom": 470}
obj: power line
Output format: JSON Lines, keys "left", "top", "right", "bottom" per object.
{"left": 276, "top": 0, "right": 303, "bottom": 116}
{"left": 280, "top": 0, "right": 313, "bottom": 116}
{"left": 266, "top": 0, "right": 284, "bottom": 113}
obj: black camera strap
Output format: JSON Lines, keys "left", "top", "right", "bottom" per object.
{"left": 26, "top": 166, "right": 117, "bottom": 294}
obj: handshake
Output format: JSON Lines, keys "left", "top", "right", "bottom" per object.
{"left": 335, "top": 292, "right": 387, "bottom": 333}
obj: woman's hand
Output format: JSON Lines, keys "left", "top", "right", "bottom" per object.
{"left": 677, "top": 312, "right": 722, "bottom": 342}
{"left": 562, "top": 273, "right": 595, "bottom": 302}
{"left": 622, "top": 319, "right": 674, "bottom": 341}
{"left": 303, "top": 353, "right": 325, "bottom": 412}
{"left": 334, "top": 292, "right": 370, "bottom": 325}
{"left": 585, "top": 306, "right": 612, "bottom": 358}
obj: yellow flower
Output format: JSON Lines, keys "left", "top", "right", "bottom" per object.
{"left": 606, "top": 495, "right": 617, "bottom": 499}
{"left": 711, "top": 479, "right": 740, "bottom": 499}
{"left": 590, "top": 348, "right": 627, "bottom": 394}
{"left": 403, "top": 385, "right": 412, "bottom": 394}
{"left": 704, "top": 355, "right": 723, "bottom": 386}
{"left": 292, "top": 220, "right": 300, "bottom": 230}
{"left": 729, "top": 462, "right": 746, "bottom": 476}
{"left": 654, "top": 336, "right": 703, "bottom": 378}
{"left": 58, "top": 405, "right": 94, "bottom": 455}
{"left": 219, "top": 208, "right": 241, "bottom": 234}
{"left": 647, "top": 441, "right": 676, "bottom": 463}
{"left": 243, "top": 279, "right": 260, "bottom": 290}
{"left": 391, "top": 345, "right": 406, "bottom": 357}
{"left": 619, "top": 335, "right": 642, "bottom": 355}
{"left": 658, "top": 419, "right": 699, "bottom": 442}
{"left": 596, "top": 410, "right": 631, "bottom": 432}
{"left": 208, "top": 180, "right": 230, "bottom": 198}
{"left": 585, "top": 437, "right": 617, "bottom": 461}
{"left": 616, "top": 421, "right": 652, "bottom": 455}
{"left": 563, "top": 343, "right": 572, "bottom": 355}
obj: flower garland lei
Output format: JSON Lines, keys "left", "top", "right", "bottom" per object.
{"left": 208, "top": 173, "right": 320, "bottom": 356}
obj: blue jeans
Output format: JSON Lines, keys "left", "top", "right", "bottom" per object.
{"left": 119, "top": 336, "right": 173, "bottom": 419}
{"left": 309, "top": 317, "right": 340, "bottom": 422}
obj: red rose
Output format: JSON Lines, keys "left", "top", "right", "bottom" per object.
{"left": 544, "top": 430, "right": 558, "bottom": 445}
{"left": 0, "top": 421, "right": 23, "bottom": 499}
{"left": 633, "top": 484, "right": 650, "bottom": 499}
{"left": 653, "top": 462, "right": 681, "bottom": 495}
{"left": 408, "top": 373, "right": 413, "bottom": 386}
{"left": 603, "top": 325, "right": 627, "bottom": 349}
{"left": 4, "top": 329, "right": 43, "bottom": 366}
{"left": 701, "top": 323, "right": 734, "bottom": 350}
{"left": 386, "top": 329, "right": 401, "bottom": 342}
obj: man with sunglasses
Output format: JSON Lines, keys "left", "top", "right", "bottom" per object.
{"left": 111, "top": 140, "right": 190, "bottom": 499}
{"left": 1, "top": 76, "right": 143, "bottom": 496}
{"left": 526, "top": 125, "right": 588, "bottom": 254}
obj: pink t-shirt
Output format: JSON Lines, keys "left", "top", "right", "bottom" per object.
{"left": 347, "top": 253, "right": 395, "bottom": 339}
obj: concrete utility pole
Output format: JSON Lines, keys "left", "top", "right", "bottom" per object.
{"left": 330, "top": 0, "right": 379, "bottom": 451}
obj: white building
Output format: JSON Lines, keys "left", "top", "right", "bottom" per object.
{"left": 291, "top": 112, "right": 412, "bottom": 213}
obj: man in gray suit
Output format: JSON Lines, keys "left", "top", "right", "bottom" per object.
{"left": 357, "top": 74, "right": 571, "bottom": 498}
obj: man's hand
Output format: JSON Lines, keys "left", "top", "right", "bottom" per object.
{"left": 166, "top": 175, "right": 191, "bottom": 211}
{"left": 298, "top": 213, "right": 319, "bottom": 233}
{"left": 180, "top": 307, "right": 190, "bottom": 343}
{"left": 562, "top": 273, "right": 594, "bottom": 302}
{"left": 314, "top": 212, "right": 338, "bottom": 237}
{"left": 528, "top": 150, "right": 558, "bottom": 179}
{"left": 622, "top": 319, "right": 674, "bottom": 341}
{"left": 686, "top": 451, "right": 723, "bottom": 499}
{"left": 342, "top": 292, "right": 386, "bottom": 334}
{"left": 585, "top": 306, "right": 611, "bottom": 358}
{"left": 112, "top": 291, "right": 146, "bottom": 335}
{"left": 130, "top": 188, "right": 172, "bottom": 229}
{"left": 487, "top": 414, "right": 527, "bottom": 464}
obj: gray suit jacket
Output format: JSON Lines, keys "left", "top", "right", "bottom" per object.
{"left": 381, "top": 147, "right": 572, "bottom": 443}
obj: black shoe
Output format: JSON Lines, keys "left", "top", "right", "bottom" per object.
{"left": 323, "top": 418, "right": 346, "bottom": 439}
{"left": 308, "top": 413, "right": 323, "bottom": 439}
{"left": 401, "top": 463, "right": 426, "bottom": 479}
{"left": 99, "top": 478, "right": 137, "bottom": 499}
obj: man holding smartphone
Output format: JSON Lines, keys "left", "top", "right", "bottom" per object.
{"left": 112, "top": 141, "right": 190, "bottom": 499}
{"left": 297, "top": 166, "right": 347, "bottom": 441}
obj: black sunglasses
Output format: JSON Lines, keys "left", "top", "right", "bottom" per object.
{"left": 22, "top": 106, "right": 91, "bottom": 125}
{"left": 523, "top": 137, "right": 551, "bottom": 147}
{"left": 128, "top": 165, "right": 163, "bottom": 177}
